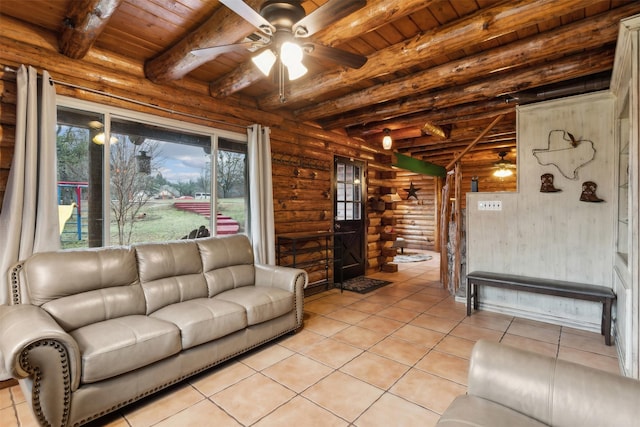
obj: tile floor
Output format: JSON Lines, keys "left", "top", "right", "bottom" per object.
{"left": 1, "top": 252, "right": 621, "bottom": 426}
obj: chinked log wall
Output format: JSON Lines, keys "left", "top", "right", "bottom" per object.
{"left": 0, "top": 15, "right": 415, "bottom": 278}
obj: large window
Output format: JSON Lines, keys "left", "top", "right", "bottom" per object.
{"left": 56, "top": 99, "right": 247, "bottom": 249}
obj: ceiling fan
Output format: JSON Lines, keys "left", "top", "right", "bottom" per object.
{"left": 493, "top": 151, "right": 516, "bottom": 177}
{"left": 192, "top": 0, "right": 368, "bottom": 85}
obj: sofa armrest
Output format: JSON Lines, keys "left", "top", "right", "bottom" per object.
{"left": 467, "top": 340, "right": 640, "bottom": 427}
{"left": 254, "top": 264, "right": 308, "bottom": 293}
{"left": 0, "top": 304, "right": 81, "bottom": 390}
{"left": 254, "top": 264, "right": 307, "bottom": 328}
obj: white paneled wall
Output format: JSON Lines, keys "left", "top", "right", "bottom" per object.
{"left": 467, "top": 92, "right": 615, "bottom": 331}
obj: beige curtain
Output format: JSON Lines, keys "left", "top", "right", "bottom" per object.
{"left": 0, "top": 66, "right": 59, "bottom": 306}
{"left": 247, "top": 124, "right": 275, "bottom": 264}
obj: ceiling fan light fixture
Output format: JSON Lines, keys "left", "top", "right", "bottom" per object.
{"left": 286, "top": 61, "right": 307, "bottom": 80}
{"left": 252, "top": 49, "right": 277, "bottom": 76}
{"left": 493, "top": 167, "right": 513, "bottom": 178}
{"left": 382, "top": 128, "right": 393, "bottom": 150}
{"left": 280, "top": 41, "right": 304, "bottom": 67}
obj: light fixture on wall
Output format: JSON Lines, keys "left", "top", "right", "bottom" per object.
{"left": 382, "top": 128, "right": 393, "bottom": 150}
{"left": 493, "top": 151, "right": 515, "bottom": 177}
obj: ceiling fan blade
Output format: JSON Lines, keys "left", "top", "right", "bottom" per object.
{"left": 191, "top": 41, "right": 259, "bottom": 57}
{"left": 304, "top": 43, "right": 367, "bottom": 69}
{"left": 219, "top": 0, "right": 275, "bottom": 35}
{"left": 293, "top": 0, "right": 366, "bottom": 38}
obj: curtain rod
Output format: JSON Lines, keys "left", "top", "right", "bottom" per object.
{"left": 2, "top": 65, "right": 250, "bottom": 131}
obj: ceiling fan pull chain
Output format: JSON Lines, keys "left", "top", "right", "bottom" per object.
{"left": 279, "top": 59, "right": 286, "bottom": 103}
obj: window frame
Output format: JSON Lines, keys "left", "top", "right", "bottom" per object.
{"left": 57, "top": 96, "right": 248, "bottom": 246}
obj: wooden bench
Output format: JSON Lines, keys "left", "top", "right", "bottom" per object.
{"left": 466, "top": 271, "right": 616, "bottom": 346}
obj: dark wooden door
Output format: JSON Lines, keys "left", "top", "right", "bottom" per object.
{"left": 333, "top": 156, "right": 365, "bottom": 280}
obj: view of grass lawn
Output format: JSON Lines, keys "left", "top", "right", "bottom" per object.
{"left": 60, "top": 198, "right": 246, "bottom": 249}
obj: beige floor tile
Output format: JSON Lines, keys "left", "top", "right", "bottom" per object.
{"left": 377, "top": 305, "right": 420, "bottom": 323}
{"left": 392, "top": 324, "right": 446, "bottom": 348}
{"left": 303, "top": 314, "right": 350, "bottom": 336}
{"left": 10, "top": 385, "right": 25, "bottom": 404}
{"left": 14, "top": 402, "right": 40, "bottom": 427}
{"left": 262, "top": 354, "right": 333, "bottom": 393}
{"left": 191, "top": 361, "right": 256, "bottom": 396}
{"left": 332, "top": 325, "right": 387, "bottom": 349}
{"left": 340, "top": 352, "right": 410, "bottom": 390}
{"left": 434, "top": 335, "right": 476, "bottom": 359}
{"left": 369, "top": 336, "right": 430, "bottom": 366}
{"left": 0, "top": 406, "right": 18, "bottom": 427}
{"left": 512, "top": 317, "right": 562, "bottom": 331}
{"left": 506, "top": 321, "right": 561, "bottom": 344}
{"left": 354, "top": 393, "right": 441, "bottom": 427}
{"left": 462, "top": 311, "right": 513, "bottom": 331}
{"left": 253, "top": 396, "right": 349, "bottom": 427}
{"left": 304, "top": 300, "right": 343, "bottom": 315}
{"left": 212, "top": 373, "right": 295, "bottom": 425}
{"left": 124, "top": 384, "right": 205, "bottom": 427}
{"left": 357, "top": 315, "right": 405, "bottom": 334}
{"left": 364, "top": 293, "right": 404, "bottom": 304}
{"left": 500, "top": 334, "right": 559, "bottom": 358}
{"left": 410, "top": 313, "right": 460, "bottom": 333}
{"left": 278, "top": 328, "right": 326, "bottom": 352}
{"left": 240, "top": 343, "right": 294, "bottom": 371}
{"left": 325, "top": 307, "right": 371, "bottom": 324}
{"left": 425, "top": 303, "right": 467, "bottom": 321}
{"left": 320, "top": 293, "right": 365, "bottom": 306}
{"left": 0, "top": 388, "right": 13, "bottom": 410}
{"left": 407, "top": 292, "right": 447, "bottom": 305}
{"left": 392, "top": 297, "right": 435, "bottom": 312}
{"left": 558, "top": 346, "right": 621, "bottom": 374}
{"left": 560, "top": 330, "right": 617, "bottom": 357}
{"left": 301, "top": 337, "right": 364, "bottom": 368}
{"left": 349, "top": 300, "right": 390, "bottom": 314}
{"left": 390, "top": 369, "right": 466, "bottom": 415}
{"left": 415, "top": 350, "right": 469, "bottom": 385}
{"left": 302, "top": 371, "right": 384, "bottom": 422}
{"left": 449, "top": 323, "right": 503, "bottom": 342}
{"left": 154, "top": 400, "right": 241, "bottom": 427}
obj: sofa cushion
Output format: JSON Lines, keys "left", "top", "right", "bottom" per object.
{"left": 214, "top": 286, "right": 293, "bottom": 325}
{"left": 436, "top": 395, "right": 549, "bottom": 427}
{"left": 70, "top": 315, "right": 181, "bottom": 384}
{"left": 136, "top": 240, "right": 208, "bottom": 314}
{"left": 151, "top": 298, "right": 247, "bottom": 349}
{"left": 197, "top": 235, "right": 256, "bottom": 296}
{"left": 24, "top": 247, "right": 143, "bottom": 330}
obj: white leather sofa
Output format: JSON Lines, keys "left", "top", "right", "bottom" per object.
{"left": 437, "top": 340, "right": 640, "bottom": 426}
{"left": 0, "top": 234, "right": 307, "bottom": 426}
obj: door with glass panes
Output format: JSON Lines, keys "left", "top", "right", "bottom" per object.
{"left": 334, "top": 156, "right": 365, "bottom": 280}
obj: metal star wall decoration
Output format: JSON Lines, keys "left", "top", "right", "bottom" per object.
{"left": 405, "top": 181, "right": 420, "bottom": 199}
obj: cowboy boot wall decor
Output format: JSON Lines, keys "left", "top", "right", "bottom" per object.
{"left": 579, "top": 181, "right": 604, "bottom": 202}
{"left": 540, "top": 173, "right": 562, "bottom": 192}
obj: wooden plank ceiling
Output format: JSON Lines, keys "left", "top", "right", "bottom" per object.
{"left": 2, "top": 0, "right": 639, "bottom": 169}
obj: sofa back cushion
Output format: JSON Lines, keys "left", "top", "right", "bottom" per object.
{"left": 24, "top": 247, "right": 143, "bottom": 331}
{"left": 136, "top": 240, "right": 207, "bottom": 314}
{"left": 197, "top": 235, "right": 255, "bottom": 296}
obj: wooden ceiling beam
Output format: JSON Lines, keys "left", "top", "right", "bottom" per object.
{"left": 346, "top": 100, "right": 513, "bottom": 138}
{"left": 258, "top": 0, "right": 596, "bottom": 109}
{"left": 296, "top": 3, "right": 632, "bottom": 123}
{"left": 392, "top": 124, "right": 517, "bottom": 150}
{"left": 144, "top": 0, "right": 263, "bottom": 83}
{"left": 59, "top": 0, "right": 124, "bottom": 59}
{"left": 322, "top": 47, "right": 614, "bottom": 130}
{"left": 208, "top": 0, "right": 434, "bottom": 98}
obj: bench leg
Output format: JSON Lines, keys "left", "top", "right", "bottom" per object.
{"left": 467, "top": 280, "right": 472, "bottom": 316}
{"left": 603, "top": 299, "right": 613, "bottom": 346}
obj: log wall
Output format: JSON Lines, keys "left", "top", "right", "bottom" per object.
{"left": 0, "top": 15, "right": 516, "bottom": 279}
